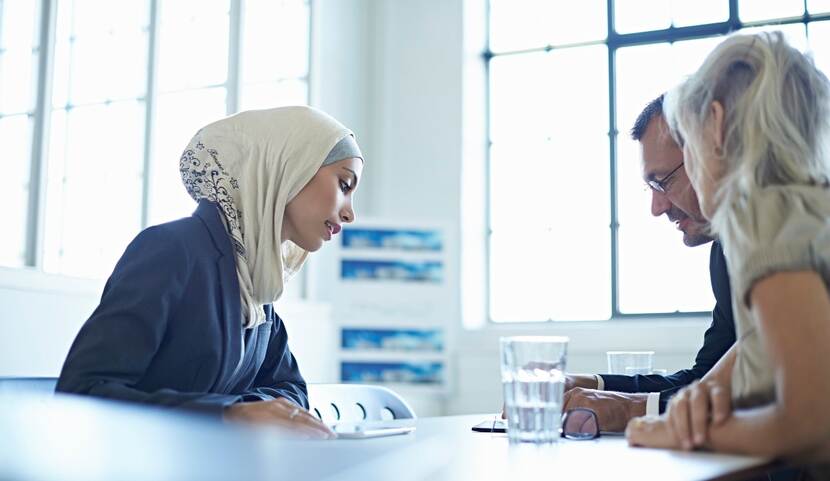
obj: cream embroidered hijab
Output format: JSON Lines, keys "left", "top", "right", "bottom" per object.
{"left": 179, "top": 106, "right": 355, "bottom": 328}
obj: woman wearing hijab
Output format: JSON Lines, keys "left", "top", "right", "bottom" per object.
{"left": 625, "top": 32, "right": 830, "bottom": 475}
{"left": 57, "top": 106, "right": 363, "bottom": 439}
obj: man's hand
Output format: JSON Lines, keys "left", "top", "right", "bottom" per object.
{"left": 502, "top": 374, "right": 601, "bottom": 418}
{"left": 563, "top": 388, "right": 648, "bottom": 432}
{"left": 501, "top": 374, "right": 600, "bottom": 418}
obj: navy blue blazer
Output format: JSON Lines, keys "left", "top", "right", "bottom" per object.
{"left": 57, "top": 200, "right": 308, "bottom": 417}
{"left": 602, "top": 241, "right": 736, "bottom": 412}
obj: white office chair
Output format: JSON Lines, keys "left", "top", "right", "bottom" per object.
{"left": 0, "top": 377, "right": 58, "bottom": 397}
{"left": 306, "top": 383, "right": 416, "bottom": 424}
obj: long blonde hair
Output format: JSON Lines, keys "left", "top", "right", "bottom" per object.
{"left": 663, "top": 31, "right": 830, "bottom": 235}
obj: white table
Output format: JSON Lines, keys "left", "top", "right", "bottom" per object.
{"left": 0, "top": 394, "right": 772, "bottom": 481}
{"left": 317, "top": 415, "right": 774, "bottom": 481}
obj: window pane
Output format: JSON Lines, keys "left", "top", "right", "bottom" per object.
{"left": 615, "top": 36, "right": 724, "bottom": 161}
{"left": 0, "top": 0, "right": 38, "bottom": 267}
{"left": 671, "top": 0, "right": 729, "bottom": 28}
{"left": 616, "top": 0, "right": 728, "bottom": 33}
{"left": 489, "top": 45, "right": 610, "bottom": 321}
{"left": 490, "top": 227, "right": 611, "bottom": 322}
{"left": 615, "top": 37, "right": 723, "bottom": 180}
{"left": 490, "top": 45, "right": 608, "bottom": 143}
{"left": 239, "top": 79, "right": 308, "bottom": 111}
{"left": 0, "top": 115, "right": 33, "bottom": 267}
{"left": 43, "top": 102, "right": 145, "bottom": 278}
{"left": 670, "top": 35, "right": 726, "bottom": 72}
{"left": 614, "top": 0, "right": 671, "bottom": 34}
{"left": 52, "top": 0, "right": 148, "bottom": 107}
{"left": 808, "top": 0, "right": 830, "bottom": 14}
{"left": 148, "top": 88, "right": 227, "bottom": 226}
{"left": 739, "top": 0, "right": 804, "bottom": 22}
{"left": 489, "top": 139, "right": 611, "bottom": 322}
{"left": 616, "top": 40, "right": 718, "bottom": 313}
{"left": 808, "top": 21, "right": 830, "bottom": 78}
{"left": 51, "top": 0, "right": 72, "bottom": 108}
{"left": 489, "top": 0, "right": 606, "bottom": 52}
{"left": 241, "top": 0, "right": 309, "bottom": 82}
{"left": 489, "top": 51, "right": 549, "bottom": 142}
{"left": 741, "top": 23, "right": 808, "bottom": 52}
{"left": 489, "top": 137, "right": 609, "bottom": 232}
{"left": 490, "top": 230, "right": 554, "bottom": 322}
{"left": 238, "top": 1, "right": 310, "bottom": 114}
{"left": 0, "top": 0, "right": 38, "bottom": 114}
{"left": 157, "top": 0, "right": 230, "bottom": 92}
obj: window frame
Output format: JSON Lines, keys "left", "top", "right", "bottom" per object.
{"left": 14, "top": 0, "right": 311, "bottom": 275}
{"left": 484, "top": 0, "right": 830, "bottom": 323}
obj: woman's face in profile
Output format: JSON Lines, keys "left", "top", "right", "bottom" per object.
{"left": 684, "top": 102, "right": 727, "bottom": 220}
{"left": 283, "top": 157, "right": 364, "bottom": 252}
{"left": 684, "top": 142, "right": 726, "bottom": 220}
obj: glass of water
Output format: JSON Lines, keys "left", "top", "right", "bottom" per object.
{"left": 500, "top": 336, "right": 568, "bottom": 444}
{"left": 606, "top": 351, "right": 654, "bottom": 375}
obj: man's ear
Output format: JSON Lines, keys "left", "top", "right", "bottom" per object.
{"left": 708, "top": 100, "right": 725, "bottom": 152}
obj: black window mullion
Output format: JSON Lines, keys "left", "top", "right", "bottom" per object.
{"left": 227, "top": 0, "right": 241, "bottom": 115}
{"left": 608, "top": 0, "right": 620, "bottom": 318}
{"left": 484, "top": 0, "right": 493, "bottom": 323}
{"left": 729, "top": 0, "right": 741, "bottom": 31}
{"left": 26, "top": 0, "right": 57, "bottom": 268}
{"left": 141, "top": 0, "right": 159, "bottom": 229}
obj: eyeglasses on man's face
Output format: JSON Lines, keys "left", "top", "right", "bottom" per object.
{"left": 646, "top": 162, "right": 685, "bottom": 194}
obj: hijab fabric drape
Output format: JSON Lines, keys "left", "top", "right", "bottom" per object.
{"left": 179, "top": 106, "right": 354, "bottom": 328}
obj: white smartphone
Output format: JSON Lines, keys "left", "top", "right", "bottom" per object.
{"left": 333, "top": 425, "right": 415, "bottom": 439}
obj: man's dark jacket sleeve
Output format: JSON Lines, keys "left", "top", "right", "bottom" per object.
{"left": 601, "top": 242, "right": 735, "bottom": 412}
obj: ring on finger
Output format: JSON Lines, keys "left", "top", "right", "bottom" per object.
{"left": 289, "top": 407, "right": 300, "bottom": 420}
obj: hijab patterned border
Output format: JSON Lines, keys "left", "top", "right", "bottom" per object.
{"left": 180, "top": 137, "right": 246, "bottom": 258}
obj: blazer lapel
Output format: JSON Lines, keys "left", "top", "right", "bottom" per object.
{"left": 194, "top": 200, "right": 242, "bottom": 392}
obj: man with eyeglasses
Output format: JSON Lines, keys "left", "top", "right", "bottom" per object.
{"left": 560, "top": 94, "right": 736, "bottom": 432}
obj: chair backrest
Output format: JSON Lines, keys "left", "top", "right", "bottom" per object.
{"left": 306, "top": 383, "right": 416, "bottom": 424}
{"left": 0, "top": 377, "right": 58, "bottom": 397}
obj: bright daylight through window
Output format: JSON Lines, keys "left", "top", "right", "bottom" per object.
{"left": 486, "top": 0, "right": 830, "bottom": 322}
{"left": 0, "top": 0, "right": 310, "bottom": 279}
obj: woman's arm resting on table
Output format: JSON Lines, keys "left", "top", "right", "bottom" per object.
{"left": 700, "top": 342, "right": 737, "bottom": 386}
{"left": 629, "top": 271, "right": 830, "bottom": 460}
{"left": 704, "top": 271, "right": 830, "bottom": 458}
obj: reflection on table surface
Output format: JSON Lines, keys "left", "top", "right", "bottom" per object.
{"left": 0, "top": 393, "right": 771, "bottom": 481}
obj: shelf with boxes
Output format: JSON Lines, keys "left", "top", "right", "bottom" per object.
{"left": 310, "top": 219, "right": 455, "bottom": 397}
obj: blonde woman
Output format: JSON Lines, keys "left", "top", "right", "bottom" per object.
{"left": 57, "top": 107, "right": 363, "bottom": 439}
{"left": 626, "top": 31, "right": 830, "bottom": 474}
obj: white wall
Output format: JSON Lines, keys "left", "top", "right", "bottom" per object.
{"left": 309, "top": 0, "right": 377, "bottom": 210}
{"left": 367, "top": 0, "right": 464, "bottom": 221}
{"left": 0, "top": 268, "right": 101, "bottom": 377}
{"left": 0, "top": 266, "right": 336, "bottom": 383}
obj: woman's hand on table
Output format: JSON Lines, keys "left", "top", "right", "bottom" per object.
{"left": 224, "top": 397, "right": 336, "bottom": 439}
{"left": 626, "top": 380, "right": 732, "bottom": 450}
